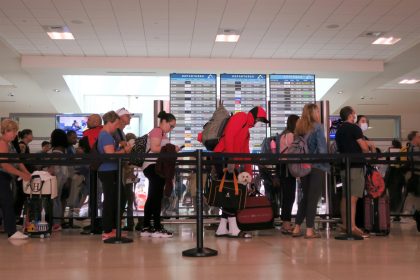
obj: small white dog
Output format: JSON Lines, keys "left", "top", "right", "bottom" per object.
{"left": 237, "top": 172, "right": 252, "bottom": 185}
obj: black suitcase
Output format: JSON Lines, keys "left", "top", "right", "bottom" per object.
{"left": 364, "top": 194, "right": 390, "bottom": 236}
{"left": 23, "top": 195, "right": 53, "bottom": 238}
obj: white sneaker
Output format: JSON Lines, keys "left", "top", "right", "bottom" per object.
{"left": 151, "top": 228, "right": 173, "bottom": 238}
{"left": 9, "top": 231, "right": 29, "bottom": 240}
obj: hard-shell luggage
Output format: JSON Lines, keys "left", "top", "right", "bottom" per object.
{"left": 237, "top": 195, "right": 274, "bottom": 231}
{"left": 23, "top": 172, "right": 56, "bottom": 238}
{"left": 23, "top": 195, "right": 53, "bottom": 238}
{"left": 364, "top": 194, "right": 390, "bottom": 236}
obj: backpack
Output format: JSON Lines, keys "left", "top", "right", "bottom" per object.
{"left": 365, "top": 165, "right": 385, "bottom": 198}
{"left": 129, "top": 134, "right": 149, "bottom": 167}
{"left": 201, "top": 104, "right": 231, "bottom": 151}
{"left": 287, "top": 134, "right": 312, "bottom": 178}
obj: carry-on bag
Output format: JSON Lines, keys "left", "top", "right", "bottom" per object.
{"left": 206, "top": 170, "right": 247, "bottom": 210}
{"left": 237, "top": 195, "right": 274, "bottom": 231}
{"left": 364, "top": 194, "right": 390, "bottom": 236}
{"left": 23, "top": 195, "right": 53, "bottom": 238}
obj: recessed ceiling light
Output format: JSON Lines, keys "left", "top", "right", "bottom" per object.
{"left": 360, "top": 31, "right": 385, "bottom": 38}
{"left": 53, "top": 89, "right": 60, "bottom": 92}
{"left": 216, "top": 29, "right": 240, "bottom": 42}
{"left": 44, "top": 25, "right": 75, "bottom": 40}
{"left": 337, "top": 91, "right": 343, "bottom": 94}
{"left": 372, "top": 37, "right": 401, "bottom": 45}
{"left": 399, "top": 79, "right": 419, "bottom": 84}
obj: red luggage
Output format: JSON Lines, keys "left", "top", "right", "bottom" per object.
{"left": 237, "top": 196, "right": 274, "bottom": 231}
{"left": 364, "top": 194, "right": 390, "bottom": 236}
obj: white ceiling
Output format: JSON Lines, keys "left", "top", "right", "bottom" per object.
{"left": 0, "top": 0, "right": 420, "bottom": 125}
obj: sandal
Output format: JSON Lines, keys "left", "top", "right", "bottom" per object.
{"left": 292, "top": 231, "right": 303, "bottom": 238}
{"left": 228, "top": 231, "right": 252, "bottom": 239}
{"left": 280, "top": 227, "right": 294, "bottom": 235}
{"left": 304, "top": 232, "right": 321, "bottom": 239}
{"left": 215, "top": 233, "right": 228, "bottom": 238}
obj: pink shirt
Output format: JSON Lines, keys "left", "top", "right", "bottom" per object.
{"left": 142, "top": 127, "right": 169, "bottom": 170}
{"left": 280, "top": 132, "right": 294, "bottom": 153}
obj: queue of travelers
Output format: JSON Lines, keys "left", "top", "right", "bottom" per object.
{"left": 1, "top": 103, "right": 420, "bottom": 242}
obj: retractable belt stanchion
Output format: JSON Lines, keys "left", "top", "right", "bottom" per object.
{"left": 104, "top": 158, "right": 133, "bottom": 244}
{"left": 335, "top": 155, "right": 363, "bottom": 241}
{"left": 183, "top": 149, "right": 218, "bottom": 257}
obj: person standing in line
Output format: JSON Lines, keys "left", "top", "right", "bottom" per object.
{"left": 291, "top": 104, "right": 329, "bottom": 239}
{"left": 14, "top": 129, "right": 34, "bottom": 224}
{"left": 0, "top": 119, "right": 31, "bottom": 239}
{"left": 113, "top": 108, "right": 135, "bottom": 230}
{"left": 335, "top": 106, "right": 370, "bottom": 238}
{"left": 140, "top": 111, "right": 179, "bottom": 238}
{"left": 278, "top": 114, "right": 299, "bottom": 234}
{"left": 213, "top": 106, "right": 269, "bottom": 238}
{"left": 97, "top": 111, "right": 132, "bottom": 241}
{"left": 82, "top": 114, "right": 103, "bottom": 150}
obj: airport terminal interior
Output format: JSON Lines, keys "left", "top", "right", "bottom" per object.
{"left": 1, "top": 0, "right": 420, "bottom": 279}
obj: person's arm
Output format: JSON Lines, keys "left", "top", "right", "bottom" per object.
{"left": 356, "top": 138, "right": 370, "bottom": 153}
{"left": 0, "top": 142, "right": 31, "bottom": 181}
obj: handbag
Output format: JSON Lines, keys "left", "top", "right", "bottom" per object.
{"left": 237, "top": 195, "right": 274, "bottom": 231}
{"left": 206, "top": 169, "right": 247, "bottom": 210}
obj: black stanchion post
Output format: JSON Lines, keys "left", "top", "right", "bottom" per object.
{"left": 104, "top": 158, "right": 133, "bottom": 244}
{"left": 183, "top": 149, "right": 218, "bottom": 257}
{"left": 335, "top": 155, "right": 363, "bottom": 241}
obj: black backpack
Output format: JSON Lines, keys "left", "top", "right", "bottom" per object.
{"left": 129, "top": 134, "right": 149, "bottom": 167}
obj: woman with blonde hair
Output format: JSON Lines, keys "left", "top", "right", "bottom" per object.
{"left": 97, "top": 111, "right": 133, "bottom": 241}
{"left": 0, "top": 119, "right": 32, "bottom": 239}
{"left": 291, "top": 104, "right": 329, "bottom": 239}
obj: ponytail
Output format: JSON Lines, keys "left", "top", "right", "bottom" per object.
{"left": 158, "top": 110, "right": 176, "bottom": 122}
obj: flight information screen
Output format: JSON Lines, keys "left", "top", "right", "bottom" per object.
{"left": 170, "top": 73, "right": 217, "bottom": 150}
{"left": 269, "top": 74, "right": 315, "bottom": 135}
{"left": 220, "top": 74, "right": 267, "bottom": 152}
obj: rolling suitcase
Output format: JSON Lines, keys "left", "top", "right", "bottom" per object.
{"left": 237, "top": 195, "right": 274, "bottom": 231}
{"left": 364, "top": 194, "right": 390, "bottom": 236}
{"left": 23, "top": 195, "right": 53, "bottom": 238}
{"left": 22, "top": 172, "right": 56, "bottom": 238}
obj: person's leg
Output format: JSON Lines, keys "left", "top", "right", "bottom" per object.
{"left": 151, "top": 174, "right": 165, "bottom": 230}
{"left": 293, "top": 176, "right": 309, "bottom": 236}
{"left": 304, "top": 169, "right": 324, "bottom": 237}
{"left": 98, "top": 171, "right": 117, "bottom": 234}
{"left": 281, "top": 176, "right": 296, "bottom": 231}
{"left": 142, "top": 165, "right": 155, "bottom": 229}
{"left": 13, "top": 179, "right": 25, "bottom": 223}
{"left": 0, "top": 174, "right": 18, "bottom": 236}
{"left": 125, "top": 183, "right": 134, "bottom": 229}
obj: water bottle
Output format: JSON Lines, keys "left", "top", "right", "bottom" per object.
{"left": 270, "top": 139, "right": 276, "bottom": 153}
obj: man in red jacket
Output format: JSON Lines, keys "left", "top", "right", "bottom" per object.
{"left": 213, "top": 106, "right": 269, "bottom": 238}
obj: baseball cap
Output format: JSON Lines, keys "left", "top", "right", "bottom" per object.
{"left": 116, "top": 107, "right": 134, "bottom": 117}
{"left": 250, "top": 106, "right": 269, "bottom": 124}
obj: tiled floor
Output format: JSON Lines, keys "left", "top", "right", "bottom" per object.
{"left": 1, "top": 219, "right": 420, "bottom": 280}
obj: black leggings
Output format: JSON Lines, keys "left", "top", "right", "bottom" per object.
{"left": 98, "top": 171, "right": 125, "bottom": 233}
{"left": 143, "top": 164, "right": 165, "bottom": 229}
{"left": 0, "top": 172, "right": 17, "bottom": 236}
{"left": 295, "top": 168, "right": 324, "bottom": 228}
{"left": 281, "top": 176, "right": 296, "bottom": 222}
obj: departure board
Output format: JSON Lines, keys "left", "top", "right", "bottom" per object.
{"left": 220, "top": 74, "right": 267, "bottom": 152}
{"left": 170, "top": 73, "right": 217, "bottom": 150}
{"left": 270, "top": 74, "right": 315, "bottom": 135}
